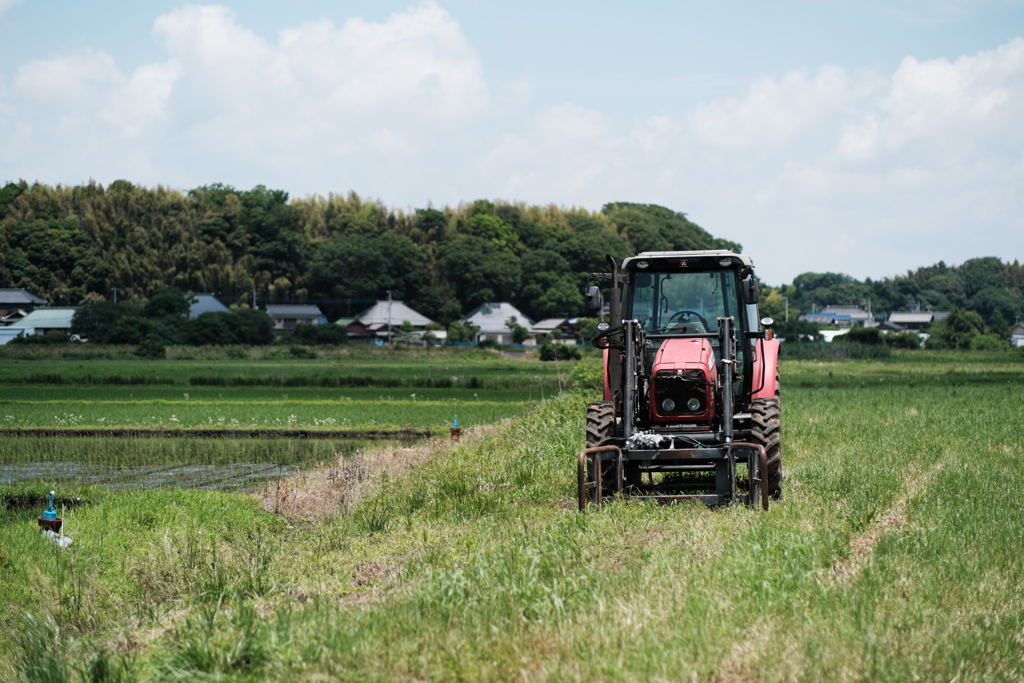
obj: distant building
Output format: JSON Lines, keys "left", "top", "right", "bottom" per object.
{"left": 265, "top": 304, "right": 324, "bottom": 332}
{"left": 820, "top": 305, "right": 875, "bottom": 327}
{"left": 532, "top": 318, "right": 569, "bottom": 336}
{"left": 0, "top": 288, "right": 47, "bottom": 322}
{"left": 1011, "top": 323, "right": 1024, "bottom": 348}
{"left": 887, "top": 311, "right": 949, "bottom": 331}
{"left": 188, "top": 294, "right": 231, "bottom": 319}
{"left": 6, "top": 308, "right": 77, "bottom": 336}
{"left": 799, "top": 313, "right": 838, "bottom": 326}
{"left": 342, "top": 300, "right": 435, "bottom": 342}
{"left": 462, "top": 303, "right": 534, "bottom": 344}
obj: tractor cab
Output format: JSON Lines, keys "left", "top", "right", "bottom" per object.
{"left": 621, "top": 251, "right": 761, "bottom": 410}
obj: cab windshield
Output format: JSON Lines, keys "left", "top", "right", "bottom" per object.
{"left": 627, "top": 270, "right": 739, "bottom": 335}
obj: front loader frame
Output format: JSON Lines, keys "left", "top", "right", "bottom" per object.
{"left": 578, "top": 442, "right": 769, "bottom": 511}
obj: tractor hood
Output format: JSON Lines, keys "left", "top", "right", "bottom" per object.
{"left": 649, "top": 337, "right": 717, "bottom": 424}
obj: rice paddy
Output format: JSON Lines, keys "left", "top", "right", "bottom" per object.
{"left": 0, "top": 349, "right": 561, "bottom": 493}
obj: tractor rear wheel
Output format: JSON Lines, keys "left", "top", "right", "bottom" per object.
{"left": 750, "top": 397, "right": 783, "bottom": 499}
{"left": 586, "top": 401, "right": 617, "bottom": 500}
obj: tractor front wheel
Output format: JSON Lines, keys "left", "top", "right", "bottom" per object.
{"left": 750, "top": 397, "right": 783, "bottom": 499}
{"left": 585, "top": 401, "right": 617, "bottom": 500}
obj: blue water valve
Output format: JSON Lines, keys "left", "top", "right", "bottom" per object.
{"left": 42, "top": 490, "right": 57, "bottom": 521}
{"left": 452, "top": 415, "right": 459, "bottom": 429}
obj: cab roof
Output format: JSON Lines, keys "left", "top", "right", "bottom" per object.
{"left": 622, "top": 250, "right": 755, "bottom": 270}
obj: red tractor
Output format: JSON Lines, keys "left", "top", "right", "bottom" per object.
{"left": 579, "top": 250, "right": 782, "bottom": 510}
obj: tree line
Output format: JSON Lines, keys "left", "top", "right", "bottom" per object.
{"left": 1, "top": 179, "right": 1020, "bottom": 332}
{"left": 759, "top": 258, "right": 1024, "bottom": 328}
{"left": 0, "top": 180, "right": 735, "bottom": 325}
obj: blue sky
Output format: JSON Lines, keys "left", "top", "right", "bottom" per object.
{"left": 1, "top": 0, "right": 1022, "bottom": 285}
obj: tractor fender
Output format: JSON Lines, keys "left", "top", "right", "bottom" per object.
{"left": 751, "top": 337, "right": 781, "bottom": 400}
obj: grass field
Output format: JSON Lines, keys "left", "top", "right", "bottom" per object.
{"left": 2, "top": 352, "right": 1024, "bottom": 680}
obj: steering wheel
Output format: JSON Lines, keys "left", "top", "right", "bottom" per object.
{"left": 668, "top": 310, "right": 711, "bottom": 330}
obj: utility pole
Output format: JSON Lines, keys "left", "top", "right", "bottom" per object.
{"left": 252, "top": 288, "right": 257, "bottom": 310}
{"left": 783, "top": 296, "right": 789, "bottom": 322}
{"left": 386, "top": 290, "right": 393, "bottom": 345}
{"left": 111, "top": 287, "right": 119, "bottom": 304}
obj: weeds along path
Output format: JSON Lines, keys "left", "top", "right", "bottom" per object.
{"left": 4, "top": 361, "right": 1024, "bottom": 680}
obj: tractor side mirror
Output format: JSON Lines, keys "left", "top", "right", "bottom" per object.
{"left": 584, "top": 286, "right": 602, "bottom": 313}
{"left": 742, "top": 277, "right": 761, "bottom": 304}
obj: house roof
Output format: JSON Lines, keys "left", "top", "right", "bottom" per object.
{"left": 333, "top": 317, "right": 356, "bottom": 328}
{"left": 532, "top": 318, "right": 568, "bottom": 332}
{"left": 462, "top": 303, "right": 534, "bottom": 333}
{"left": 820, "top": 305, "right": 872, "bottom": 319}
{"left": 8, "top": 307, "right": 76, "bottom": 329}
{"left": 800, "top": 313, "right": 836, "bottom": 323}
{"left": 189, "top": 294, "right": 230, "bottom": 319}
{"left": 353, "top": 300, "right": 433, "bottom": 327}
{"left": 0, "top": 289, "right": 47, "bottom": 306}
{"left": 1011, "top": 323, "right": 1024, "bottom": 335}
{"left": 264, "top": 304, "right": 323, "bottom": 316}
{"left": 888, "top": 312, "right": 936, "bottom": 324}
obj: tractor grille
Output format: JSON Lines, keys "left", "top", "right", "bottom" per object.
{"left": 653, "top": 369, "right": 710, "bottom": 418}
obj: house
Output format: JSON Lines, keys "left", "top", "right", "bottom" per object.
{"left": 188, "top": 294, "right": 231, "bottom": 319}
{"left": 798, "top": 313, "right": 837, "bottom": 326}
{"left": 532, "top": 318, "right": 569, "bottom": 336}
{"left": 352, "top": 300, "right": 433, "bottom": 328}
{"left": 820, "top": 305, "right": 875, "bottom": 327}
{"left": 341, "top": 301, "right": 435, "bottom": 342}
{"left": 0, "top": 328, "right": 26, "bottom": 345}
{"left": 264, "top": 304, "right": 324, "bottom": 332}
{"left": 6, "top": 308, "right": 77, "bottom": 336}
{"left": 462, "top": 303, "right": 534, "bottom": 344}
{"left": 1012, "top": 323, "right": 1024, "bottom": 348}
{"left": 887, "top": 311, "right": 949, "bottom": 331}
{"left": 877, "top": 320, "right": 906, "bottom": 332}
{"left": 0, "top": 288, "right": 47, "bottom": 321}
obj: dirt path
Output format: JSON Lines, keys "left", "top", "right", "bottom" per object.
{"left": 254, "top": 425, "right": 493, "bottom": 521}
{"left": 825, "top": 460, "right": 943, "bottom": 587}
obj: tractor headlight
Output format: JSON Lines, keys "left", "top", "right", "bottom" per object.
{"left": 718, "top": 257, "right": 733, "bottom": 267}
{"left": 635, "top": 260, "right": 650, "bottom": 269}
{"left": 661, "top": 398, "right": 675, "bottom": 412}
{"left": 686, "top": 397, "right": 701, "bottom": 412}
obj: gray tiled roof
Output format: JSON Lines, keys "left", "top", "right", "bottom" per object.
{"left": 0, "top": 289, "right": 47, "bottom": 305}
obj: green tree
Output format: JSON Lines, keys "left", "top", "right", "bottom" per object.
{"left": 463, "top": 214, "right": 520, "bottom": 253}
{"left": 925, "top": 308, "right": 986, "bottom": 349}
{"left": 437, "top": 236, "right": 521, "bottom": 310}
{"left": 308, "top": 232, "right": 422, "bottom": 301}
{"left": 989, "top": 310, "right": 1011, "bottom": 339}
{"left": 505, "top": 316, "right": 530, "bottom": 344}
{"left": 447, "top": 320, "right": 479, "bottom": 342}
{"left": 142, "top": 287, "right": 193, "bottom": 318}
